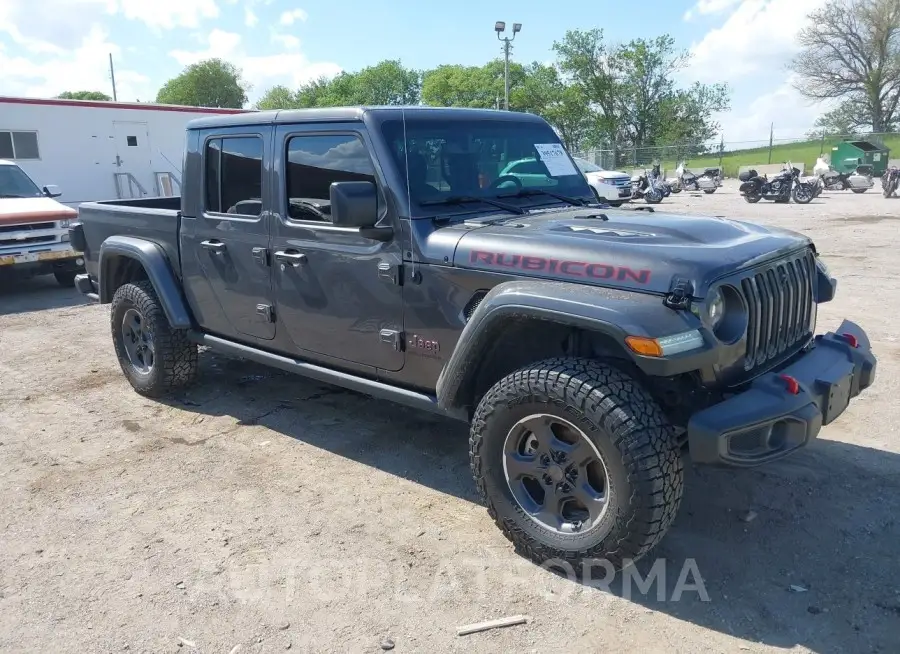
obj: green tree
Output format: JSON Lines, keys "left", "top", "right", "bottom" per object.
{"left": 513, "top": 63, "right": 593, "bottom": 149}
{"left": 553, "top": 30, "right": 730, "bottom": 150}
{"left": 790, "top": 0, "right": 900, "bottom": 133}
{"left": 56, "top": 90, "right": 112, "bottom": 101}
{"left": 156, "top": 58, "right": 248, "bottom": 108}
{"left": 325, "top": 60, "right": 421, "bottom": 106}
{"left": 256, "top": 85, "right": 297, "bottom": 110}
{"left": 422, "top": 61, "right": 527, "bottom": 109}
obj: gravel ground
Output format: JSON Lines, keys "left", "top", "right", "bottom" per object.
{"left": 1, "top": 182, "right": 898, "bottom": 653}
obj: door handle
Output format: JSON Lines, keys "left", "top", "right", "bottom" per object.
{"left": 274, "top": 250, "right": 308, "bottom": 267}
{"left": 201, "top": 240, "right": 226, "bottom": 254}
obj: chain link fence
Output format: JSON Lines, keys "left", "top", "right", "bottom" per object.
{"left": 573, "top": 131, "right": 900, "bottom": 178}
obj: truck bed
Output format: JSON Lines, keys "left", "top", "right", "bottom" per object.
{"left": 78, "top": 197, "right": 182, "bottom": 278}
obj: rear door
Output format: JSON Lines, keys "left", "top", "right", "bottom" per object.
{"left": 179, "top": 127, "right": 275, "bottom": 341}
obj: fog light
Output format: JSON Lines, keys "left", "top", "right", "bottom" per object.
{"left": 76, "top": 257, "right": 84, "bottom": 266}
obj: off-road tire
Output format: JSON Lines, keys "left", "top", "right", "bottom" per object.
{"left": 469, "top": 358, "right": 684, "bottom": 572}
{"left": 110, "top": 280, "right": 198, "bottom": 397}
{"left": 54, "top": 270, "right": 77, "bottom": 287}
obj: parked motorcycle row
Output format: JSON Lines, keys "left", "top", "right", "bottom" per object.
{"left": 626, "top": 162, "right": 723, "bottom": 204}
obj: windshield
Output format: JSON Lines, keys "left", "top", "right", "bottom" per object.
{"left": 0, "top": 164, "right": 42, "bottom": 198}
{"left": 574, "top": 157, "right": 603, "bottom": 173}
{"left": 381, "top": 117, "right": 594, "bottom": 216}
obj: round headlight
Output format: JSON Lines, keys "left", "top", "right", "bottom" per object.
{"left": 707, "top": 287, "right": 725, "bottom": 330}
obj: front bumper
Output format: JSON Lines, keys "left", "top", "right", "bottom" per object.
{"left": 688, "top": 319, "right": 876, "bottom": 467}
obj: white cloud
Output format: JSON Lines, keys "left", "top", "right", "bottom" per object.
{"left": 0, "top": 25, "right": 151, "bottom": 101}
{"left": 684, "top": 0, "right": 828, "bottom": 83}
{"left": 272, "top": 33, "right": 301, "bottom": 50}
{"left": 279, "top": 8, "right": 308, "bottom": 25}
{"left": 683, "top": 0, "right": 741, "bottom": 21}
{"left": 116, "top": 0, "right": 219, "bottom": 29}
{"left": 245, "top": 8, "right": 258, "bottom": 27}
{"left": 169, "top": 29, "right": 341, "bottom": 102}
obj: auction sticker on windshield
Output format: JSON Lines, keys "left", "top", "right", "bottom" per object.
{"left": 534, "top": 143, "right": 578, "bottom": 177}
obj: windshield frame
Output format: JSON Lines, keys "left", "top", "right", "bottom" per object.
{"left": 370, "top": 110, "right": 596, "bottom": 219}
{"left": 0, "top": 163, "right": 43, "bottom": 198}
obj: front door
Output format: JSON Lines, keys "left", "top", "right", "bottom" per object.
{"left": 112, "top": 121, "right": 152, "bottom": 197}
{"left": 270, "top": 125, "right": 404, "bottom": 371}
{"left": 180, "top": 129, "right": 275, "bottom": 341}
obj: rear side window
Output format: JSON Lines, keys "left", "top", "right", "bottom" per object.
{"left": 204, "top": 136, "right": 263, "bottom": 216}
{"left": 285, "top": 134, "right": 376, "bottom": 221}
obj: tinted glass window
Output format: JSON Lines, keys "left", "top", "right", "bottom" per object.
{"left": 285, "top": 134, "right": 376, "bottom": 222}
{"left": 205, "top": 136, "right": 263, "bottom": 216}
{"left": 0, "top": 133, "right": 14, "bottom": 159}
{"left": 381, "top": 118, "right": 593, "bottom": 216}
{"left": 0, "top": 164, "right": 43, "bottom": 198}
{"left": 12, "top": 132, "right": 40, "bottom": 159}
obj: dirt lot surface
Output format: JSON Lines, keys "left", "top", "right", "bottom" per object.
{"left": 1, "top": 183, "right": 898, "bottom": 653}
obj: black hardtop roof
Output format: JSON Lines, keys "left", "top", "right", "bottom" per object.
{"left": 186, "top": 105, "right": 549, "bottom": 130}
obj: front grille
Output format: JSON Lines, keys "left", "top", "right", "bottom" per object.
{"left": 740, "top": 249, "right": 816, "bottom": 371}
{"left": 0, "top": 235, "right": 56, "bottom": 247}
{"left": 609, "top": 178, "right": 630, "bottom": 189}
{"left": 0, "top": 222, "right": 55, "bottom": 234}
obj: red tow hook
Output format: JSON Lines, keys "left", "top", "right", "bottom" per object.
{"left": 840, "top": 333, "right": 859, "bottom": 348}
{"left": 779, "top": 374, "right": 800, "bottom": 395}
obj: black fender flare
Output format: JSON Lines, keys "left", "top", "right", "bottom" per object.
{"left": 435, "top": 279, "right": 714, "bottom": 412}
{"left": 98, "top": 235, "right": 193, "bottom": 330}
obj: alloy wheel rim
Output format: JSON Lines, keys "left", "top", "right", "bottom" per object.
{"left": 121, "top": 308, "right": 154, "bottom": 375}
{"left": 502, "top": 413, "right": 611, "bottom": 535}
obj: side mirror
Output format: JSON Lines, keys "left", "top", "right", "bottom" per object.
{"left": 329, "top": 181, "right": 377, "bottom": 228}
{"left": 43, "top": 185, "right": 62, "bottom": 198}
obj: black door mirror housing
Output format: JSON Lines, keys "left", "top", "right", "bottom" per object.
{"left": 43, "top": 184, "right": 62, "bottom": 198}
{"left": 329, "top": 181, "right": 392, "bottom": 241}
{"left": 329, "top": 181, "right": 378, "bottom": 228}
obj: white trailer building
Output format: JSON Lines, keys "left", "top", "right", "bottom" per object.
{"left": 0, "top": 96, "right": 249, "bottom": 207}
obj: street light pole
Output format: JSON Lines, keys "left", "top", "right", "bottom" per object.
{"left": 494, "top": 21, "right": 521, "bottom": 111}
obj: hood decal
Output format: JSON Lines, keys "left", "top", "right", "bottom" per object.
{"left": 469, "top": 249, "right": 651, "bottom": 285}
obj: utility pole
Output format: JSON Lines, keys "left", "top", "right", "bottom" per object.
{"left": 494, "top": 21, "right": 521, "bottom": 111}
{"left": 767, "top": 122, "right": 774, "bottom": 164}
{"left": 109, "top": 53, "right": 118, "bottom": 101}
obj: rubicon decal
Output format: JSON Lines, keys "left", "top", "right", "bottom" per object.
{"left": 469, "top": 250, "right": 651, "bottom": 284}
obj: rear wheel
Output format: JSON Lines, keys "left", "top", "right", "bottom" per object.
{"left": 851, "top": 188, "right": 867, "bottom": 194}
{"left": 110, "top": 280, "right": 199, "bottom": 397}
{"left": 607, "top": 201, "right": 624, "bottom": 207}
{"left": 743, "top": 192, "right": 761, "bottom": 203}
{"left": 470, "top": 358, "right": 683, "bottom": 571}
{"left": 54, "top": 270, "right": 77, "bottom": 287}
{"left": 703, "top": 188, "right": 716, "bottom": 194}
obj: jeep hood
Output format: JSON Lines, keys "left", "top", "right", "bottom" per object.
{"left": 453, "top": 208, "right": 812, "bottom": 297}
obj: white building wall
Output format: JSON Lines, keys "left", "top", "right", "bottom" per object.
{"left": 0, "top": 98, "right": 246, "bottom": 206}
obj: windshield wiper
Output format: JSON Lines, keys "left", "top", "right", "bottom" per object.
{"left": 419, "top": 195, "right": 526, "bottom": 215}
{"left": 498, "top": 187, "right": 589, "bottom": 207}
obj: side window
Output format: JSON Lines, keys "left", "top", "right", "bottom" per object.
{"left": 285, "top": 134, "right": 376, "bottom": 222}
{"left": 204, "top": 136, "right": 263, "bottom": 216}
{"left": 0, "top": 131, "right": 40, "bottom": 160}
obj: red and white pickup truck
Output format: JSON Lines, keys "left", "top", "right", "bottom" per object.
{"left": 0, "top": 159, "right": 84, "bottom": 287}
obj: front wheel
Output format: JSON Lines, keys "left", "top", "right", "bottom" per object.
{"left": 670, "top": 186, "right": 682, "bottom": 193}
{"left": 606, "top": 201, "right": 624, "bottom": 207}
{"left": 470, "top": 358, "right": 684, "bottom": 571}
{"left": 110, "top": 280, "right": 199, "bottom": 397}
{"left": 792, "top": 184, "right": 812, "bottom": 204}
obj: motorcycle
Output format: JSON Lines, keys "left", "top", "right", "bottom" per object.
{"left": 649, "top": 163, "right": 670, "bottom": 197}
{"left": 814, "top": 156, "right": 875, "bottom": 193}
{"left": 668, "top": 161, "right": 721, "bottom": 194}
{"left": 738, "top": 161, "right": 813, "bottom": 204}
{"left": 630, "top": 165, "right": 664, "bottom": 204}
{"left": 882, "top": 166, "right": 900, "bottom": 198}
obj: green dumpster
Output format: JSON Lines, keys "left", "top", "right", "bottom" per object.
{"left": 830, "top": 140, "right": 891, "bottom": 175}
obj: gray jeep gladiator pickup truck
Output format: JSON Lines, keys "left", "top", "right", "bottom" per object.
{"left": 70, "top": 107, "right": 876, "bottom": 570}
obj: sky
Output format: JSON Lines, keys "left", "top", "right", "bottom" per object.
{"left": 0, "top": 0, "right": 833, "bottom": 144}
